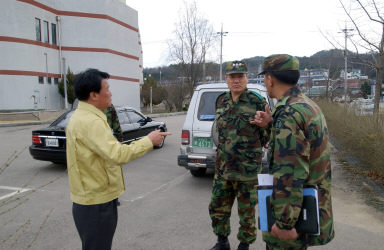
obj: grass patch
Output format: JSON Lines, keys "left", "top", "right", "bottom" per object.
{"left": 316, "top": 100, "right": 384, "bottom": 179}
{"left": 366, "top": 196, "right": 384, "bottom": 212}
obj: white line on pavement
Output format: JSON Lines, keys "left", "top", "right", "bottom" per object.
{"left": 120, "top": 172, "right": 189, "bottom": 203}
{"left": 0, "top": 185, "right": 31, "bottom": 201}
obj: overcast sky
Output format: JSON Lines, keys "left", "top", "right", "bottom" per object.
{"left": 126, "top": 0, "right": 351, "bottom": 68}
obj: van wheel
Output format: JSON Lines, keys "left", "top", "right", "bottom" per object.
{"left": 190, "top": 168, "right": 206, "bottom": 177}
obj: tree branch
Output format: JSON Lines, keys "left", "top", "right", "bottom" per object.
{"left": 339, "top": 0, "right": 380, "bottom": 51}
{"left": 356, "top": 0, "right": 384, "bottom": 24}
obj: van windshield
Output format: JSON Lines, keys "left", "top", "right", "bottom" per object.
{"left": 197, "top": 91, "right": 222, "bottom": 121}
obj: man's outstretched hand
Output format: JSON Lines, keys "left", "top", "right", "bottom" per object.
{"left": 250, "top": 104, "right": 272, "bottom": 127}
{"left": 147, "top": 130, "right": 171, "bottom": 146}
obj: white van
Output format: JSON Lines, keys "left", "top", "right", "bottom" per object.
{"left": 178, "top": 83, "right": 274, "bottom": 177}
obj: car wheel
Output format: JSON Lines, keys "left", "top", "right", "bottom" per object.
{"left": 190, "top": 168, "right": 206, "bottom": 177}
{"left": 154, "top": 128, "right": 165, "bottom": 149}
{"left": 154, "top": 136, "right": 165, "bottom": 149}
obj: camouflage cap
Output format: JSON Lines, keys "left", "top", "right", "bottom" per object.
{"left": 258, "top": 54, "right": 299, "bottom": 75}
{"left": 225, "top": 60, "right": 248, "bottom": 75}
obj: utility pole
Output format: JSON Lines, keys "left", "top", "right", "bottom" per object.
{"left": 340, "top": 23, "right": 354, "bottom": 105}
{"left": 44, "top": 52, "right": 49, "bottom": 109}
{"left": 150, "top": 86, "right": 152, "bottom": 114}
{"left": 217, "top": 24, "right": 228, "bottom": 82}
{"left": 62, "top": 57, "right": 68, "bottom": 109}
{"left": 202, "top": 53, "right": 206, "bottom": 84}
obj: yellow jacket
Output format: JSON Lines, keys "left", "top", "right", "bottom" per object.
{"left": 66, "top": 101, "right": 153, "bottom": 205}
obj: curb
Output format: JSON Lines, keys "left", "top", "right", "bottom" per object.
{"left": 0, "top": 112, "right": 187, "bottom": 128}
{"left": 0, "top": 120, "right": 54, "bottom": 128}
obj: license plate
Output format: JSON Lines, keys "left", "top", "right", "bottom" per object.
{"left": 45, "top": 138, "right": 59, "bottom": 147}
{"left": 193, "top": 137, "right": 212, "bottom": 148}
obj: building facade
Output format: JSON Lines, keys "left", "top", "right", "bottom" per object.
{"left": 0, "top": 0, "right": 143, "bottom": 110}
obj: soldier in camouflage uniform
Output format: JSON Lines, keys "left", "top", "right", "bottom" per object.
{"left": 209, "top": 61, "right": 271, "bottom": 250}
{"left": 103, "top": 103, "right": 124, "bottom": 142}
{"left": 254, "top": 54, "right": 334, "bottom": 249}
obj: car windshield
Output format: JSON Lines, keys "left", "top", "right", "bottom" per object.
{"left": 197, "top": 91, "right": 222, "bottom": 121}
{"left": 50, "top": 110, "right": 74, "bottom": 128}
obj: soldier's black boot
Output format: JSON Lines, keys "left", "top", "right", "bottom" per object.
{"left": 237, "top": 242, "right": 249, "bottom": 250}
{"left": 209, "top": 235, "right": 230, "bottom": 250}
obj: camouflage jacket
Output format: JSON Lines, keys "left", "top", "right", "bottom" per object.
{"left": 103, "top": 104, "right": 124, "bottom": 142}
{"left": 267, "top": 85, "right": 334, "bottom": 246}
{"left": 215, "top": 89, "right": 270, "bottom": 181}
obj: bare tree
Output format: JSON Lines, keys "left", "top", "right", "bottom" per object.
{"left": 163, "top": 81, "right": 188, "bottom": 112}
{"left": 339, "top": 0, "right": 384, "bottom": 119}
{"left": 168, "top": 1, "right": 217, "bottom": 96}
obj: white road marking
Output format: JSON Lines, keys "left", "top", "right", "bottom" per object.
{"left": 120, "top": 172, "right": 188, "bottom": 203}
{"left": 0, "top": 185, "right": 31, "bottom": 201}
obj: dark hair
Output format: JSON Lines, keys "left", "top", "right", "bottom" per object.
{"left": 74, "top": 68, "right": 110, "bottom": 100}
{"left": 267, "top": 70, "right": 300, "bottom": 85}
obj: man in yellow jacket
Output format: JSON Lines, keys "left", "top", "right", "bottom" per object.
{"left": 66, "top": 68, "right": 169, "bottom": 250}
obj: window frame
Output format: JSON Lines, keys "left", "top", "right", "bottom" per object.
{"left": 35, "top": 18, "right": 41, "bottom": 41}
{"left": 197, "top": 91, "right": 222, "bottom": 121}
{"left": 43, "top": 20, "right": 49, "bottom": 43}
{"left": 51, "top": 23, "right": 57, "bottom": 45}
{"left": 38, "top": 76, "right": 44, "bottom": 84}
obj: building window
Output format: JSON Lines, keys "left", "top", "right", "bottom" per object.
{"left": 43, "top": 21, "right": 49, "bottom": 43}
{"left": 35, "top": 18, "right": 41, "bottom": 41}
{"left": 51, "top": 23, "right": 57, "bottom": 45}
{"left": 54, "top": 78, "right": 58, "bottom": 84}
{"left": 47, "top": 77, "right": 52, "bottom": 84}
{"left": 38, "top": 76, "right": 43, "bottom": 84}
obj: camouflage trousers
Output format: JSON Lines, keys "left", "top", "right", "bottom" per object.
{"left": 208, "top": 175, "right": 258, "bottom": 244}
{"left": 263, "top": 231, "right": 307, "bottom": 250}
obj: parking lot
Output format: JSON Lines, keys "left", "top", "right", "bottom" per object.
{"left": 1, "top": 114, "right": 384, "bottom": 249}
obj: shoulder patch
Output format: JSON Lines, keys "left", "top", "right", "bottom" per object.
{"left": 215, "top": 91, "right": 228, "bottom": 108}
{"left": 249, "top": 91, "right": 264, "bottom": 100}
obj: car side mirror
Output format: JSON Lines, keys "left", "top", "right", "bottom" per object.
{"left": 146, "top": 117, "right": 152, "bottom": 122}
{"left": 138, "top": 118, "right": 147, "bottom": 126}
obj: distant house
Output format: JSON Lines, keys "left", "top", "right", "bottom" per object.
{"left": 298, "top": 69, "right": 329, "bottom": 91}
{"left": 337, "top": 79, "right": 361, "bottom": 89}
{"left": 340, "top": 69, "right": 368, "bottom": 80}
{"left": 0, "top": 0, "right": 143, "bottom": 110}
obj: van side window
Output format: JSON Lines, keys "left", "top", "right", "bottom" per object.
{"left": 197, "top": 92, "right": 221, "bottom": 121}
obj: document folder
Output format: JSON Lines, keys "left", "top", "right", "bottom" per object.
{"left": 257, "top": 174, "right": 320, "bottom": 235}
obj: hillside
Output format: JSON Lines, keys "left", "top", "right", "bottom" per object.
{"left": 144, "top": 49, "right": 379, "bottom": 82}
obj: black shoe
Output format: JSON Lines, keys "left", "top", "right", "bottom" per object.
{"left": 210, "top": 236, "right": 230, "bottom": 250}
{"left": 237, "top": 242, "right": 249, "bottom": 250}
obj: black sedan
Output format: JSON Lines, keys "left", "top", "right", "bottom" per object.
{"left": 29, "top": 106, "right": 167, "bottom": 165}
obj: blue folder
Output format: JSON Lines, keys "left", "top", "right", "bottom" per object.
{"left": 258, "top": 175, "right": 320, "bottom": 235}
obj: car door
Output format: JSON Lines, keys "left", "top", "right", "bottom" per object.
{"left": 125, "top": 110, "right": 143, "bottom": 140}
{"left": 117, "top": 109, "right": 137, "bottom": 144}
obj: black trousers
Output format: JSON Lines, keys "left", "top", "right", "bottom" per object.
{"left": 73, "top": 199, "right": 118, "bottom": 250}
